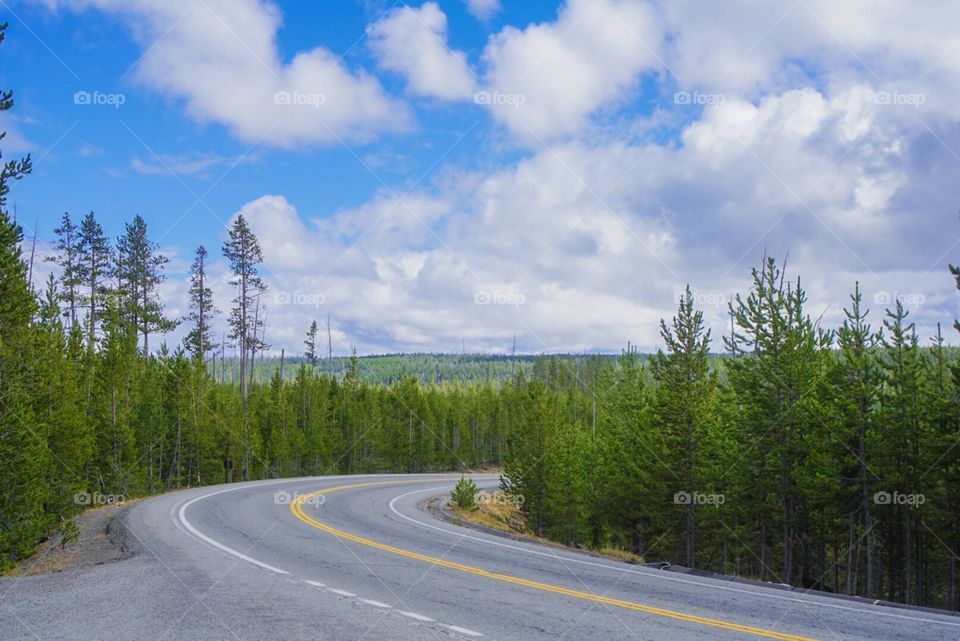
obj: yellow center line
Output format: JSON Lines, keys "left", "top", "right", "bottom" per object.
{"left": 290, "top": 480, "right": 819, "bottom": 641}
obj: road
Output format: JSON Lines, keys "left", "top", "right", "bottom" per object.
{"left": 2, "top": 474, "right": 958, "bottom": 640}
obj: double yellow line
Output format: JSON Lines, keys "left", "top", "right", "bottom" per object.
{"left": 290, "top": 480, "right": 818, "bottom": 641}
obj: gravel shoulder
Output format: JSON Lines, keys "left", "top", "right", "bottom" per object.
{"left": 6, "top": 501, "right": 137, "bottom": 577}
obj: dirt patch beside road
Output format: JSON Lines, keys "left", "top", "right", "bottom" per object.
{"left": 8, "top": 501, "right": 137, "bottom": 576}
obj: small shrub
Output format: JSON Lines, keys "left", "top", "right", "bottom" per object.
{"left": 59, "top": 518, "right": 80, "bottom": 547}
{"left": 450, "top": 475, "right": 479, "bottom": 510}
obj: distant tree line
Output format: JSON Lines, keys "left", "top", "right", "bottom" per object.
{"left": 1, "top": 23, "right": 959, "bottom": 612}
{"left": 207, "top": 353, "right": 605, "bottom": 387}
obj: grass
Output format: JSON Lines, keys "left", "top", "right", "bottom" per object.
{"left": 453, "top": 498, "right": 528, "bottom": 535}
{"left": 596, "top": 546, "right": 645, "bottom": 564}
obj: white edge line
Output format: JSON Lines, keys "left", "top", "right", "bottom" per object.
{"left": 176, "top": 482, "right": 291, "bottom": 575}
{"left": 360, "top": 599, "right": 392, "bottom": 608}
{"left": 304, "top": 580, "right": 326, "bottom": 587}
{"left": 328, "top": 588, "right": 356, "bottom": 597}
{"left": 399, "top": 610, "right": 434, "bottom": 622}
{"left": 388, "top": 486, "right": 960, "bottom": 628}
{"left": 169, "top": 474, "right": 480, "bottom": 577}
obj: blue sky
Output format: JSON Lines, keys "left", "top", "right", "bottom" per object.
{"left": 3, "top": 1, "right": 530, "bottom": 248}
{"left": 3, "top": 0, "right": 960, "bottom": 355}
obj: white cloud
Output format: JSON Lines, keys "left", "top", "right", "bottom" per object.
{"left": 30, "top": 0, "right": 960, "bottom": 353}
{"left": 469, "top": 0, "right": 960, "bottom": 144}
{"left": 44, "top": 0, "right": 411, "bottom": 147}
{"left": 658, "top": 0, "right": 960, "bottom": 117}
{"left": 479, "top": 0, "right": 661, "bottom": 143}
{"left": 368, "top": 2, "right": 475, "bottom": 100}
{"left": 0, "top": 113, "right": 33, "bottom": 154}
{"left": 465, "top": 0, "right": 501, "bottom": 21}
{"left": 77, "top": 143, "right": 105, "bottom": 157}
{"left": 203, "top": 80, "right": 960, "bottom": 355}
{"left": 130, "top": 152, "right": 257, "bottom": 177}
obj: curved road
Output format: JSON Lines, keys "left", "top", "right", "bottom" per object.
{"left": 2, "top": 474, "right": 958, "bottom": 640}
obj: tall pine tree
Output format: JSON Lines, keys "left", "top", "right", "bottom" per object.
{"left": 77, "top": 211, "right": 112, "bottom": 354}
{"left": 48, "top": 212, "right": 83, "bottom": 328}
{"left": 651, "top": 285, "right": 715, "bottom": 567}
{"left": 116, "top": 214, "right": 176, "bottom": 354}
{"left": 0, "top": 21, "right": 49, "bottom": 570}
{"left": 183, "top": 244, "right": 218, "bottom": 360}
{"left": 223, "top": 214, "right": 267, "bottom": 479}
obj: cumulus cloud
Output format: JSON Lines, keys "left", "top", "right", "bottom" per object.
{"left": 659, "top": 0, "right": 960, "bottom": 114}
{"left": 209, "top": 78, "right": 959, "bottom": 355}
{"left": 469, "top": 0, "right": 960, "bottom": 143}
{"left": 43, "top": 0, "right": 410, "bottom": 147}
{"left": 479, "top": 0, "right": 662, "bottom": 143}
{"left": 368, "top": 2, "right": 475, "bottom": 100}
{"left": 465, "top": 0, "right": 501, "bottom": 21}
{"left": 29, "top": 0, "right": 960, "bottom": 353}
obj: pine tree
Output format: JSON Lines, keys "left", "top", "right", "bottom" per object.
{"left": 34, "top": 276, "right": 92, "bottom": 522}
{"left": 77, "top": 211, "right": 112, "bottom": 354}
{"left": 877, "top": 299, "right": 928, "bottom": 604}
{"left": 115, "top": 214, "right": 176, "bottom": 354}
{"left": 0, "top": 26, "right": 30, "bottom": 221}
{"left": 0, "top": 21, "right": 48, "bottom": 569}
{"left": 951, "top": 263, "right": 960, "bottom": 334}
{"left": 592, "top": 348, "right": 657, "bottom": 557}
{"left": 183, "top": 245, "right": 219, "bottom": 360}
{"left": 725, "top": 256, "right": 822, "bottom": 584}
{"left": 651, "top": 285, "right": 715, "bottom": 567}
{"left": 500, "top": 380, "right": 552, "bottom": 536}
{"left": 48, "top": 212, "right": 83, "bottom": 327}
{"left": 223, "top": 213, "right": 267, "bottom": 479}
{"left": 450, "top": 475, "right": 479, "bottom": 510}
{"left": 93, "top": 293, "right": 142, "bottom": 495}
{"left": 304, "top": 320, "right": 319, "bottom": 367}
{"left": 925, "top": 323, "right": 960, "bottom": 609}
{"left": 0, "top": 242, "right": 46, "bottom": 564}
{"left": 831, "top": 282, "right": 881, "bottom": 596}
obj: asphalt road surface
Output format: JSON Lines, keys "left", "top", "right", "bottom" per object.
{"left": 2, "top": 474, "right": 959, "bottom": 640}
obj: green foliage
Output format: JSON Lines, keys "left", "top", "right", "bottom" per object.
{"left": 0, "top": 25, "right": 48, "bottom": 570}
{"left": 58, "top": 518, "right": 80, "bottom": 548}
{"left": 0, "top": 90, "right": 959, "bottom": 612}
{"left": 47, "top": 212, "right": 83, "bottom": 328}
{"left": 116, "top": 214, "right": 177, "bottom": 353}
{"left": 183, "top": 245, "right": 218, "bottom": 359}
{"left": 77, "top": 210, "right": 113, "bottom": 360}
{"left": 650, "top": 285, "right": 715, "bottom": 567}
{"left": 451, "top": 476, "right": 479, "bottom": 510}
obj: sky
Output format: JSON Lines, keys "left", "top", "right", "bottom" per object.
{"left": 3, "top": 0, "right": 960, "bottom": 356}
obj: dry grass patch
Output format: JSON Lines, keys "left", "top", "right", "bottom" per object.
{"left": 453, "top": 496, "right": 527, "bottom": 535}
{"left": 596, "top": 546, "right": 645, "bottom": 564}
{"left": 451, "top": 491, "right": 645, "bottom": 564}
